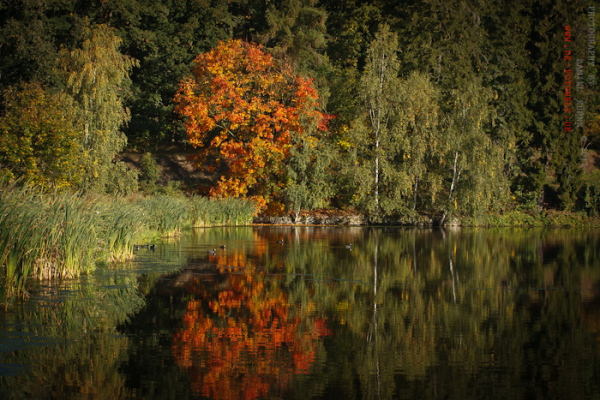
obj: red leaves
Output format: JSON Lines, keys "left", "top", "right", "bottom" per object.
{"left": 175, "top": 39, "right": 330, "bottom": 212}
{"left": 171, "top": 247, "right": 331, "bottom": 399}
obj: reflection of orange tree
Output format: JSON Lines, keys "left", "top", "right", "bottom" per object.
{"left": 173, "top": 258, "right": 331, "bottom": 400}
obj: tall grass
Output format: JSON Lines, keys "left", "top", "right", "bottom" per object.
{"left": 0, "top": 184, "right": 257, "bottom": 300}
{"left": 0, "top": 186, "right": 98, "bottom": 297}
{"left": 190, "top": 196, "right": 256, "bottom": 227}
{"left": 96, "top": 197, "right": 146, "bottom": 262}
{"left": 137, "top": 194, "right": 190, "bottom": 237}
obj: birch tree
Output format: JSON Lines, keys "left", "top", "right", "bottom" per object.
{"left": 359, "top": 24, "right": 403, "bottom": 216}
{"left": 397, "top": 72, "right": 442, "bottom": 212}
{"left": 61, "top": 23, "right": 138, "bottom": 193}
{"left": 440, "top": 79, "right": 508, "bottom": 223}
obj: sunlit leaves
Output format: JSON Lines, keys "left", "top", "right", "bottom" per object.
{"left": 61, "top": 23, "right": 139, "bottom": 193}
{"left": 175, "top": 39, "right": 329, "bottom": 212}
{"left": 0, "top": 82, "right": 83, "bottom": 189}
{"left": 354, "top": 24, "right": 404, "bottom": 215}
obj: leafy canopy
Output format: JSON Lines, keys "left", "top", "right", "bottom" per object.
{"left": 61, "top": 23, "right": 138, "bottom": 194}
{"left": 0, "top": 82, "right": 83, "bottom": 189}
{"left": 175, "top": 39, "right": 329, "bottom": 212}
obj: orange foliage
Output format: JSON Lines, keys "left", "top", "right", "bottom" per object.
{"left": 172, "top": 247, "right": 331, "bottom": 399}
{"left": 175, "top": 39, "right": 330, "bottom": 212}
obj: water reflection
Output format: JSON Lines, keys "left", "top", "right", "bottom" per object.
{"left": 162, "top": 227, "right": 600, "bottom": 399}
{"left": 0, "top": 267, "right": 147, "bottom": 399}
{"left": 172, "top": 262, "right": 331, "bottom": 399}
{"left": 1, "top": 227, "right": 600, "bottom": 399}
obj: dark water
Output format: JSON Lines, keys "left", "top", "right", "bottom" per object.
{"left": 1, "top": 226, "right": 600, "bottom": 399}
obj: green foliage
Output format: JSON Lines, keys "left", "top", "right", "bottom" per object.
{"left": 355, "top": 24, "right": 405, "bottom": 216}
{"left": 322, "top": 0, "right": 382, "bottom": 70}
{"left": 285, "top": 120, "right": 335, "bottom": 220}
{"left": 139, "top": 152, "right": 160, "bottom": 193}
{"left": 441, "top": 79, "right": 510, "bottom": 221}
{"left": 0, "top": 0, "right": 598, "bottom": 219}
{"left": 101, "top": 0, "right": 241, "bottom": 149}
{"left": 261, "top": 0, "right": 328, "bottom": 71}
{"left": 579, "top": 170, "right": 600, "bottom": 216}
{"left": 474, "top": 210, "right": 545, "bottom": 227}
{"left": 60, "top": 22, "right": 139, "bottom": 193}
{"left": 396, "top": 71, "right": 443, "bottom": 212}
{"left": 105, "top": 162, "right": 140, "bottom": 196}
{"left": 0, "top": 82, "right": 83, "bottom": 189}
{"left": 140, "top": 152, "right": 160, "bottom": 184}
{"left": 96, "top": 197, "right": 146, "bottom": 262}
{"left": 0, "top": 0, "right": 75, "bottom": 92}
{"left": 0, "top": 182, "right": 258, "bottom": 299}
{"left": 136, "top": 195, "right": 190, "bottom": 237}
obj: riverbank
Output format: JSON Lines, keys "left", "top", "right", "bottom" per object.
{"left": 254, "top": 208, "right": 600, "bottom": 228}
{"left": 3, "top": 179, "right": 599, "bottom": 302}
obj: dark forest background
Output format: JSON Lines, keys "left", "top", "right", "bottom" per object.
{"left": 0, "top": 0, "right": 599, "bottom": 220}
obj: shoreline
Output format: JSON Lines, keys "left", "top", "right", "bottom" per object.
{"left": 252, "top": 209, "right": 600, "bottom": 228}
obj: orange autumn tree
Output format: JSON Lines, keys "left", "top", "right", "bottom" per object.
{"left": 175, "top": 39, "right": 329, "bottom": 212}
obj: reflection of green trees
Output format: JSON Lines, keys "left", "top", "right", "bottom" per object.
{"left": 244, "top": 226, "right": 600, "bottom": 399}
{"left": 8, "top": 227, "right": 595, "bottom": 399}
{"left": 0, "top": 270, "right": 145, "bottom": 399}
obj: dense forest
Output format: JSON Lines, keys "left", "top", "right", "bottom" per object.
{"left": 0, "top": 0, "right": 599, "bottom": 222}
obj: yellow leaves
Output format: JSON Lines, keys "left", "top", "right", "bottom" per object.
{"left": 337, "top": 138, "right": 353, "bottom": 150}
{"left": 0, "top": 82, "right": 83, "bottom": 189}
{"left": 175, "top": 39, "right": 331, "bottom": 212}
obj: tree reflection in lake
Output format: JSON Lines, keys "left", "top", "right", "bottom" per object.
{"left": 172, "top": 246, "right": 332, "bottom": 399}
{"left": 0, "top": 267, "right": 146, "bottom": 399}
{"left": 1, "top": 227, "right": 600, "bottom": 399}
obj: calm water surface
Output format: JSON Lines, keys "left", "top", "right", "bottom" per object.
{"left": 1, "top": 226, "right": 599, "bottom": 399}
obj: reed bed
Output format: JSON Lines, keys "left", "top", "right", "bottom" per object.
{"left": 136, "top": 195, "right": 190, "bottom": 237}
{"left": 0, "top": 184, "right": 257, "bottom": 300}
{"left": 0, "top": 186, "right": 99, "bottom": 296}
{"left": 96, "top": 197, "right": 147, "bottom": 262}
{"left": 190, "top": 196, "right": 256, "bottom": 227}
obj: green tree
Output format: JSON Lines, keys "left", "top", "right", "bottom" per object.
{"left": 481, "top": 0, "right": 536, "bottom": 208}
{"left": 390, "top": 0, "right": 513, "bottom": 219}
{"left": 260, "top": 0, "right": 328, "bottom": 74}
{"left": 139, "top": 152, "right": 160, "bottom": 192}
{"left": 0, "top": 82, "right": 83, "bottom": 189}
{"left": 522, "top": 0, "right": 589, "bottom": 210}
{"left": 0, "top": 0, "right": 77, "bottom": 93}
{"left": 259, "top": 0, "right": 332, "bottom": 110}
{"left": 91, "top": 0, "right": 242, "bottom": 149}
{"left": 396, "top": 71, "right": 442, "bottom": 213}
{"left": 285, "top": 134, "right": 334, "bottom": 221}
{"left": 440, "top": 79, "right": 509, "bottom": 223}
{"left": 321, "top": 0, "right": 383, "bottom": 71}
{"left": 355, "top": 24, "right": 406, "bottom": 216}
{"left": 61, "top": 23, "right": 139, "bottom": 193}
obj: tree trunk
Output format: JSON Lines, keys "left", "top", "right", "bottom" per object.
{"left": 441, "top": 150, "right": 460, "bottom": 225}
{"left": 413, "top": 176, "right": 419, "bottom": 211}
{"left": 374, "top": 139, "right": 379, "bottom": 212}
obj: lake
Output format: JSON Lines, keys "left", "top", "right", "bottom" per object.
{"left": 1, "top": 226, "right": 599, "bottom": 399}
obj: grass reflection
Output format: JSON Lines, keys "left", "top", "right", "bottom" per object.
{"left": 4, "top": 227, "right": 597, "bottom": 399}
{"left": 0, "top": 269, "right": 145, "bottom": 399}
